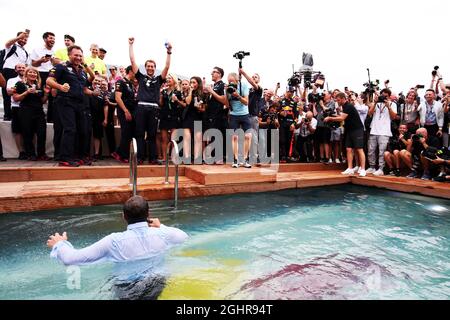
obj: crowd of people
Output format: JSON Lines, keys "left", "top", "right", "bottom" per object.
{"left": 0, "top": 30, "right": 449, "bottom": 182}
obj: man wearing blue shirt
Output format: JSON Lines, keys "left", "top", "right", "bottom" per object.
{"left": 47, "top": 195, "right": 188, "bottom": 299}
{"left": 227, "top": 72, "right": 252, "bottom": 168}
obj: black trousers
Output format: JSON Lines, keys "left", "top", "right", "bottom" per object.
{"left": 57, "top": 97, "right": 84, "bottom": 162}
{"left": 19, "top": 106, "right": 47, "bottom": 157}
{"left": 52, "top": 97, "right": 64, "bottom": 160}
{"left": 104, "top": 105, "right": 116, "bottom": 155}
{"left": 0, "top": 137, "right": 3, "bottom": 158}
{"left": 1, "top": 68, "right": 18, "bottom": 119}
{"left": 77, "top": 104, "right": 92, "bottom": 159}
{"left": 116, "top": 107, "right": 136, "bottom": 159}
{"left": 135, "top": 105, "right": 159, "bottom": 161}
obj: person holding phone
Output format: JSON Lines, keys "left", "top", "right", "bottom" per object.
{"left": 31, "top": 32, "right": 56, "bottom": 122}
{"left": 1, "top": 30, "right": 30, "bottom": 121}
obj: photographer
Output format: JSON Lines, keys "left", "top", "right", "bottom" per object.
{"left": 417, "top": 89, "right": 444, "bottom": 139}
{"left": 383, "top": 124, "right": 410, "bottom": 176}
{"left": 278, "top": 87, "right": 298, "bottom": 162}
{"left": 259, "top": 103, "right": 280, "bottom": 159}
{"left": 431, "top": 152, "right": 450, "bottom": 182}
{"left": 314, "top": 90, "right": 334, "bottom": 163}
{"left": 401, "top": 127, "right": 441, "bottom": 180}
{"left": 440, "top": 89, "right": 450, "bottom": 148}
{"left": 226, "top": 72, "right": 251, "bottom": 168}
{"left": 293, "top": 110, "right": 316, "bottom": 163}
{"left": 239, "top": 68, "right": 262, "bottom": 163}
{"left": 324, "top": 92, "right": 366, "bottom": 177}
{"left": 366, "top": 89, "right": 397, "bottom": 176}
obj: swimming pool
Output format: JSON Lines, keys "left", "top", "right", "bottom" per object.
{"left": 0, "top": 185, "right": 449, "bottom": 300}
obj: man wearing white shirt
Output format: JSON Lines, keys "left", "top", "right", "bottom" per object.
{"left": 417, "top": 89, "right": 444, "bottom": 139}
{"left": 31, "top": 32, "right": 56, "bottom": 122}
{"left": 6, "top": 63, "right": 26, "bottom": 159}
{"left": 1, "top": 31, "right": 30, "bottom": 121}
{"left": 47, "top": 195, "right": 188, "bottom": 299}
{"left": 366, "top": 89, "right": 397, "bottom": 176}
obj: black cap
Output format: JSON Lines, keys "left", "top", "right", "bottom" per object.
{"left": 99, "top": 48, "right": 107, "bottom": 54}
{"left": 64, "top": 34, "right": 75, "bottom": 43}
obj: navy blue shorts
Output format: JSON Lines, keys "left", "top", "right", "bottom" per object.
{"left": 229, "top": 114, "right": 252, "bottom": 132}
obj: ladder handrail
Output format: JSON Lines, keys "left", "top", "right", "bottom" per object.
{"left": 164, "top": 140, "right": 179, "bottom": 209}
{"left": 129, "top": 138, "right": 138, "bottom": 196}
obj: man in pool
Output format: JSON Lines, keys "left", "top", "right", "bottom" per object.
{"left": 47, "top": 195, "right": 188, "bottom": 299}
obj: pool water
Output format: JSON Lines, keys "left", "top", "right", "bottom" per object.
{"left": 0, "top": 185, "right": 449, "bottom": 300}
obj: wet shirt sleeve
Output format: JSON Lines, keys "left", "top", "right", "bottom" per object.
{"left": 50, "top": 236, "right": 113, "bottom": 265}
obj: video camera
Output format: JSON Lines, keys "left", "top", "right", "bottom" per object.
{"left": 431, "top": 66, "right": 440, "bottom": 78}
{"left": 422, "top": 146, "right": 450, "bottom": 161}
{"left": 363, "top": 79, "right": 380, "bottom": 96}
{"left": 288, "top": 72, "right": 302, "bottom": 87}
{"left": 288, "top": 52, "right": 326, "bottom": 89}
{"left": 233, "top": 51, "right": 250, "bottom": 60}
{"left": 227, "top": 83, "right": 238, "bottom": 95}
{"left": 323, "top": 107, "right": 339, "bottom": 130}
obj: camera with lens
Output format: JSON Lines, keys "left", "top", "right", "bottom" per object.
{"left": 268, "top": 112, "right": 278, "bottom": 123}
{"left": 377, "top": 95, "right": 386, "bottom": 103}
{"left": 308, "top": 92, "right": 324, "bottom": 104}
{"left": 233, "top": 51, "right": 250, "bottom": 60}
{"left": 422, "top": 146, "right": 450, "bottom": 161}
{"left": 431, "top": 66, "right": 440, "bottom": 77}
{"left": 412, "top": 133, "right": 423, "bottom": 144}
{"left": 288, "top": 72, "right": 302, "bottom": 87}
{"left": 227, "top": 83, "right": 238, "bottom": 95}
{"left": 174, "top": 90, "right": 183, "bottom": 101}
{"left": 363, "top": 79, "right": 380, "bottom": 95}
{"left": 323, "top": 107, "right": 339, "bottom": 129}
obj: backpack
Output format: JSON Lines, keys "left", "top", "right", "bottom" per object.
{"left": 0, "top": 45, "right": 27, "bottom": 71}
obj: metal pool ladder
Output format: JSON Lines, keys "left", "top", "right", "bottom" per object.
{"left": 164, "top": 139, "right": 179, "bottom": 209}
{"left": 129, "top": 138, "right": 138, "bottom": 196}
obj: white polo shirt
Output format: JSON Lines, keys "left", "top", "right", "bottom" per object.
{"left": 30, "top": 47, "right": 55, "bottom": 72}
{"left": 6, "top": 76, "right": 22, "bottom": 108}
{"left": 370, "top": 102, "right": 396, "bottom": 137}
{"left": 3, "top": 44, "right": 30, "bottom": 69}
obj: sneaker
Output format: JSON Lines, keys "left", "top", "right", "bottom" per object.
{"left": 150, "top": 159, "right": 163, "bottom": 165}
{"left": 433, "top": 172, "right": 448, "bottom": 182}
{"left": 81, "top": 157, "right": 92, "bottom": 166}
{"left": 59, "top": 161, "right": 80, "bottom": 167}
{"left": 37, "top": 154, "right": 51, "bottom": 161}
{"left": 243, "top": 159, "right": 252, "bottom": 169}
{"left": 232, "top": 159, "right": 239, "bottom": 168}
{"left": 215, "top": 160, "right": 224, "bottom": 165}
{"left": 353, "top": 166, "right": 360, "bottom": 174}
{"left": 373, "top": 169, "right": 384, "bottom": 176}
{"left": 28, "top": 155, "right": 37, "bottom": 161}
{"left": 18, "top": 152, "right": 27, "bottom": 160}
{"left": 421, "top": 173, "right": 432, "bottom": 180}
{"left": 111, "top": 152, "right": 122, "bottom": 162}
{"left": 359, "top": 169, "right": 367, "bottom": 177}
{"left": 406, "top": 170, "right": 419, "bottom": 179}
{"left": 341, "top": 168, "right": 354, "bottom": 175}
{"left": 394, "top": 169, "right": 401, "bottom": 177}
{"left": 335, "top": 159, "right": 341, "bottom": 164}
{"left": 366, "top": 167, "right": 376, "bottom": 174}
{"left": 389, "top": 169, "right": 396, "bottom": 176}
{"left": 137, "top": 159, "right": 144, "bottom": 165}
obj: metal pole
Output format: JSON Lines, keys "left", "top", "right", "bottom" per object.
{"left": 129, "top": 138, "right": 138, "bottom": 196}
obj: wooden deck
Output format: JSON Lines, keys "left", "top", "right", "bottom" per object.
{"left": 0, "top": 162, "right": 449, "bottom": 214}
